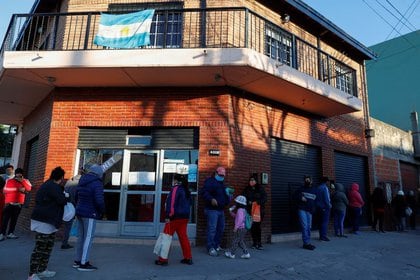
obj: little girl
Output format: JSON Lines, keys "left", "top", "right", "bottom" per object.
{"left": 224, "top": 195, "right": 250, "bottom": 259}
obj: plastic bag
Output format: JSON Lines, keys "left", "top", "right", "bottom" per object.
{"left": 245, "top": 211, "right": 253, "bottom": 230}
{"left": 251, "top": 202, "right": 261, "bottom": 222}
{"left": 153, "top": 232, "right": 172, "bottom": 259}
{"left": 70, "top": 219, "right": 78, "bottom": 237}
{"left": 63, "top": 202, "right": 75, "bottom": 222}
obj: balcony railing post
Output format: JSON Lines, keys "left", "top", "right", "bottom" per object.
{"left": 244, "top": 8, "right": 249, "bottom": 49}
{"left": 316, "top": 36, "right": 322, "bottom": 82}
{"left": 84, "top": 13, "right": 92, "bottom": 50}
{"left": 199, "top": 2, "right": 206, "bottom": 48}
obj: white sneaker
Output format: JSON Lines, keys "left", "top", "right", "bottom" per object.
{"left": 216, "top": 246, "right": 223, "bottom": 252}
{"left": 240, "top": 253, "right": 251, "bottom": 259}
{"left": 27, "top": 274, "right": 41, "bottom": 280}
{"left": 224, "top": 251, "right": 235, "bottom": 259}
{"left": 208, "top": 248, "right": 218, "bottom": 256}
{"left": 36, "top": 270, "right": 56, "bottom": 278}
{"left": 0, "top": 234, "right": 5, "bottom": 241}
{"left": 6, "top": 233, "right": 18, "bottom": 239}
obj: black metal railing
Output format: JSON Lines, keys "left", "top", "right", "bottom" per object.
{"left": 1, "top": 7, "right": 357, "bottom": 97}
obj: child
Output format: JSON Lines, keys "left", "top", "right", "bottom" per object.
{"left": 224, "top": 195, "right": 250, "bottom": 259}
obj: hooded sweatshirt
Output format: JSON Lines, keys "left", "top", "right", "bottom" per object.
{"left": 331, "top": 183, "right": 348, "bottom": 212}
{"left": 75, "top": 173, "right": 105, "bottom": 219}
{"left": 348, "top": 183, "right": 364, "bottom": 208}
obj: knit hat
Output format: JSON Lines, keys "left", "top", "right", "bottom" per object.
{"left": 88, "top": 164, "right": 104, "bottom": 178}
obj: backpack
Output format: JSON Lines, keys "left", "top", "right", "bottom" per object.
{"left": 245, "top": 210, "right": 253, "bottom": 230}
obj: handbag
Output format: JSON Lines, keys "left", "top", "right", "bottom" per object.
{"left": 63, "top": 202, "right": 76, "bottom": 222}
{"left": 251, "top": 202, "right": 261, "bottom": 222}
{"left": 153, "top": 225, "right": 172, "bottom": 259}
{"left": 405, "top": 207, "right": 413, "bottom": 217}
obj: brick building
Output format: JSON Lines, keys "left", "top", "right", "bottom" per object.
{"left": 0, "top": 0, "right": 376, "bottom": 244}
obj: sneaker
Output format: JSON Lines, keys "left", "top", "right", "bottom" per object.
{"left": 154, "top": 260, "right": 168, "bottom": 266}
{"left": 6, "top": 233, "right": 18, "bottom": 239}
{"left": 72, "top": 261, "right": 81, "bottom": 268}
{"left": 180, "top": 259, "right": 193, "bottom": 265}
{"left": 303, "top": 244, "right": 315, "bottom": 250}
{"left": 319, "top": 237, "right": 330, "bottom": 241}
{"left": 36, "top": 270, "right": 56, "bottom": 278}
{"left": 240, "top": 253, "right": 251, "bottom": 259}
{"left": 216, "top": 246, "right": 223, "bottom": 252}
{"left": 340, "top": 234, "right": 348, "bottom": 238}
{"left": 77, "top": 262, "right": 97, "bottom": 272}
{"left": 27, "top": 274, "right": 41, "bottom": 280}
{"left": 0, "top": 234, "right": 4, "bottom": 241}
{"left": 224, "top": 251, "right": 235, "bottom": 259}
{"left": 256, "top": 245, "right": 264, "bottom": 250}
{"left": 208, "top": 248, "right": 218, "bottom": 257}
{"left": 61, "top": 244, "right": 73, "bottom": 249}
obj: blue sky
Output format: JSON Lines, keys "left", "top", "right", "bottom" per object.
{"left": 0, "top": 0, "right": 419, "bottom": 47}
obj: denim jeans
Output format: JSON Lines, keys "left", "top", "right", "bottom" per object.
{"left": 205, "top": 209, "right": 225, "bottom": 250}
{"left": 318, "top": 208, "right": 330, "bottom": 239}
{"left": 350, "top": 207, "right": 362, "bottom": 232}
{"left": 298, "top": 209, "right": 312, "bottom": 245}
{"left": 333, "top": 209, "right": 346, "bottom": 236}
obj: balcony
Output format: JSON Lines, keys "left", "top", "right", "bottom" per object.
{"left": 0, "top": 7, "right": 362, "bottom": 124}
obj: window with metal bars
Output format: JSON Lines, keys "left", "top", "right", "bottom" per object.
{"left": 265, "top": 23, "right": 293, "bottom": 66}
{"left": 335, "top": 63, "right": 353, "bottom": 95}
{"left": 108, "top": 2, "right": 183, "bottom": 48}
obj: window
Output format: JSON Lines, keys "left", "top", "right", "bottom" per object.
{"left": 335, "top": 64, "right": 354, "bottom": 96}
{"left": 108, "top": 2, "right": 183, "bottom": 48}
{"left": 265, "top": 24, "right": 293, "bottom": 66}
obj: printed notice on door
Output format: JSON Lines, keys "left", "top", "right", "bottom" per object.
{"left": 128, "top": 171, "right": 155, "bottom": 185}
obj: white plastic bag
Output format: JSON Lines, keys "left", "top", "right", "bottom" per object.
{"left": 153, "top": 232, "right": 172, "bottom": 259}
{"left": 63, "top": 202, "right": 75, "bottom": 222}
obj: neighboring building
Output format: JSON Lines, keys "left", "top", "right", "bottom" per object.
{"left": 370, "top": 116, "right": 420, "bottom": 230}
{"left": 0, "top": 0, "right": 376, "bottom": 243}
{"left": 367, "top": 30, "right": 420, "bottom": 132}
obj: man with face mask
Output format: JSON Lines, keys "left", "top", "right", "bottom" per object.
{"left": 201, "top": 166, "right": 230, "bottom": 256}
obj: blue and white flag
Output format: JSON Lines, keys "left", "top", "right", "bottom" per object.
{"left": 94, "top": 9, "right": 155, "bottom": 49}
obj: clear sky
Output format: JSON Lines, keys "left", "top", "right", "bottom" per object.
{"left": 0, "top": 0, "right": 419, "bottom": 47}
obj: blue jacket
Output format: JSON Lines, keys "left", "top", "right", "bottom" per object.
{"left": 75, "top": 173, "right": 105, "bottom": 219}
{"left": 201, "top": 176, "right": 229, "bottom": 210}
{"left": 165, "top": 185, "right": 191, "bottom": 220}
{"left": 316, "top": 183, "right": 332, "bottom": 209}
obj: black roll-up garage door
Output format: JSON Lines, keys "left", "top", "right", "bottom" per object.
{"left": 334, "top": 151, "right": 369, "bottom": 226}
{"left": 270, "top": 138, "right": 321, "bottom": 234}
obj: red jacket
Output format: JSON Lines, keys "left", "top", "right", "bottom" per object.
{"left": 348, "top": 183, "right": 364, "bottom": 208}
{"left": 3, "top": 178, "right": 32, "bottom": 204}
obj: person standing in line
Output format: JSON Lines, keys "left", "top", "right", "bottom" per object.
{"left": 371, "top": 186, "right": 387, "bottom": 233}
{"left": 348, "top": 182, "right": 365, "bottom": 234}
{"left": 155, "top": 174, "right": 193, "bottom": 266}
{"left": 1, "top": 163, "right": 15, "bottom": 181}
{"left": 406, "top": 190, "right": 416, "bottom": 230}
{"left": 316, "top": 176, "right": 332, "bottom": 241}
{"left": 391, "top": 190, "right": 407, "bottom": 232}
{"left": 0, "top": 175, "right": 5, "bottom": 227}
{"left": 294, "top": 175, "right": 317, "bottom": 250}
{"left": 201, "top": 166, "right": 230, "bottom": 256}
{"left": 73, "top": 164, "right": 105, "bottom": 271}
{"left": 224, "top": 195, "right": 250, "bottom": 259}
{"left": 28, "top": 166, "right": 67, "bottom": 280}
{"left": 242, "top": 175, "right": 267, "bottom": 250}
{"left": 0, "top": 167, "right": 32, "bottom": 241}
{"left": 331, "top": 183, "right": 348, "bottom": 238}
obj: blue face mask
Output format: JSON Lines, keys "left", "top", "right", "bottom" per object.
{"left": 215, "top": 174, "right": 225, "bottom": 182}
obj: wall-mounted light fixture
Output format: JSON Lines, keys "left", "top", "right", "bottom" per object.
{"left": 365, "top": 128, "right": 375, "bottom": 138}
{"left": 281, "top": 14, "right": 290, "bottom": 24}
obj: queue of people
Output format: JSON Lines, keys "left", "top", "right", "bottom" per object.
{"left": 0, "top": 162, "right": 418, "bottom": 279}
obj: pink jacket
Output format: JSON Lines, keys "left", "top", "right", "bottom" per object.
{"left": 348, "top": 183, "right": 364, "bottom": 208}
{"left": 3, "top": 178, "right": 32, "bottom": 204}
{"left": 230, "top": 208, "right": 246, "bottom": 230}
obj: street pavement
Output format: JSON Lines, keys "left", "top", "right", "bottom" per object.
{"left": 1, "top": 229, "right": 420, "bottom": 280}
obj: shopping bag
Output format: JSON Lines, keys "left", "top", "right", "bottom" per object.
{"left": 70, "top": 219, "right": 78, "bottom": 237}
{"left": 245, "top": 211, "right": 253, "bottom": 230}
{"left": 63, "top": 202, "right": 75, "bottom": 222}
{"left": 153, "top": 232, "right": 172, "bottom": 259}
{"left": 251, "top": 202, "right": 261, "bottom": 222}
{"left": 405, "top": 207, "right": 413, "bottom": 217}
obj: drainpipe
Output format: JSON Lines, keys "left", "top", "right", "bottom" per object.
{"left": 410, "top": 111, "right": 420, "bottom": 158}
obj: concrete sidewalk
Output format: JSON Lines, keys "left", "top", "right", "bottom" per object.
{"left": 1, "top": 229, "right": 420, "bottom": 280}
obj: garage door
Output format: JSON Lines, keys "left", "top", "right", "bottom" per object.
{"left": 334, "top": 151, "right": 369, "bottom": 226}
{"left": 270, "top": 138, "right": 321, "bottom": 233}
{"left": 400, "top": 162, "right": 419, "bottom": 193}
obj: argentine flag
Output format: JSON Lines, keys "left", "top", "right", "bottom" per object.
{"left": 94, "top": 9, "right": 155, "bottom": 49}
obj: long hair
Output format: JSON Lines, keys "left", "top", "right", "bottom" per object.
{"left": 174, "top": 174, "right": 190, "bottom": 198}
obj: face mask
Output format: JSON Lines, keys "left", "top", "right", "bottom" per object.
{"left": 215, "top": 174, "right": 224, "bottom": 182}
